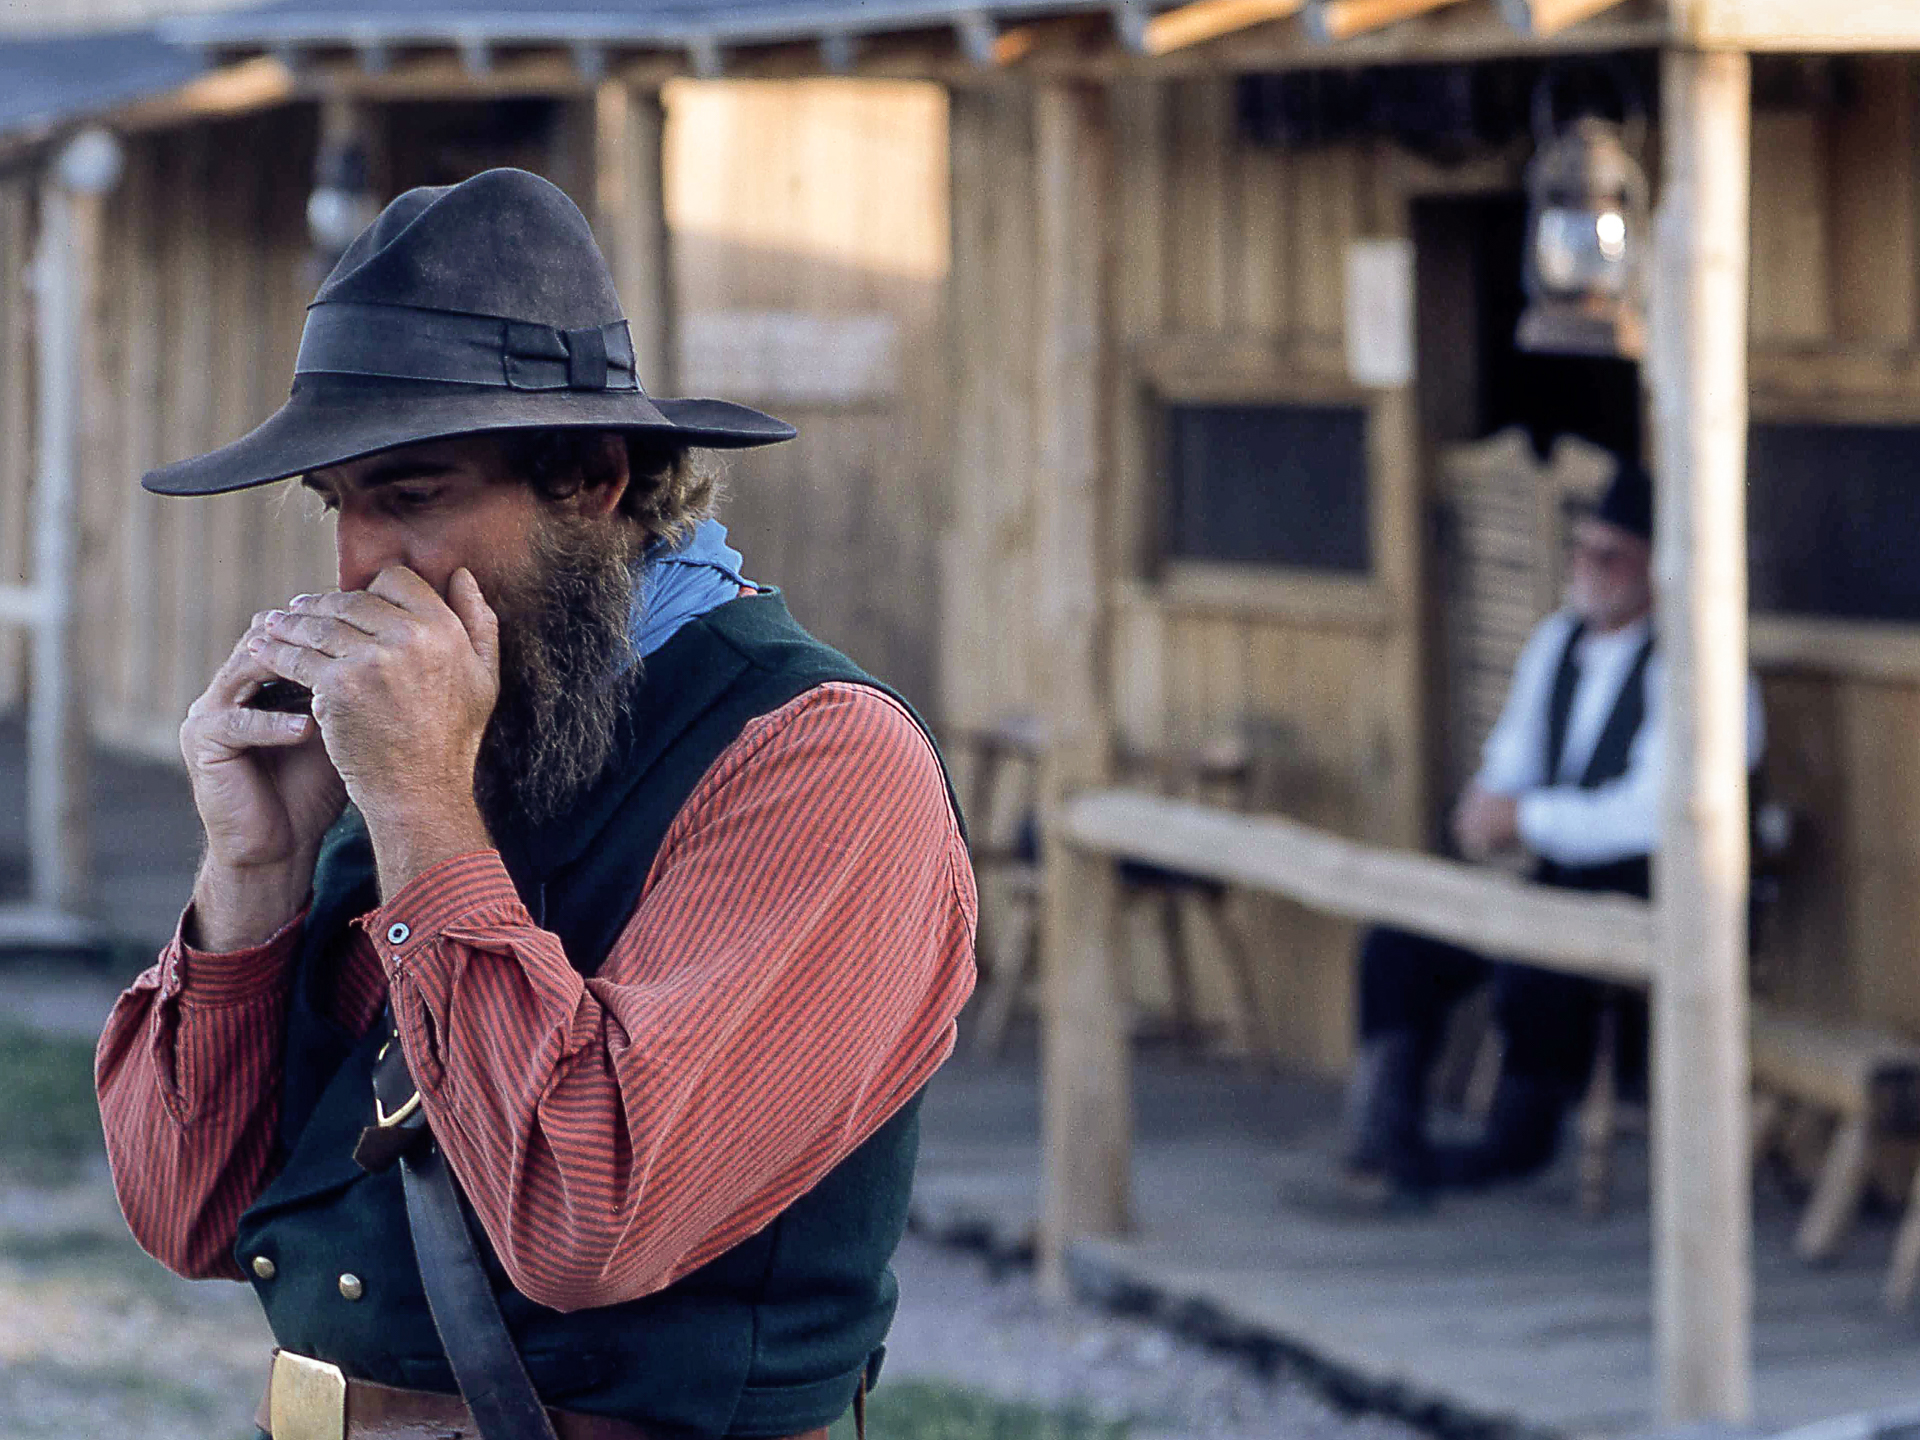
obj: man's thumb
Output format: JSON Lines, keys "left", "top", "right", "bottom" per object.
{"left": 449, "top": 568, "right": 499, "bottom": 667}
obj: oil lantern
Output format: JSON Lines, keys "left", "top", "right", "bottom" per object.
{"left": 1517, "top": 79, "right": 1649, "bottom": 360}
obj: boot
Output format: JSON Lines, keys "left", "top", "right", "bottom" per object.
{"left": 1338, "top": 1032, "right": 1435, "bottom": 1201}
{"left": 1429, "top": 1071, "right": 1573, "bottom": 1189}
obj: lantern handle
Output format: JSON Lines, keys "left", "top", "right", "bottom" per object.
{"left": 1531, "top": 58, "right": 1648, "bottom": 156}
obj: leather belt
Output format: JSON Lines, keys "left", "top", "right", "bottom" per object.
{"left": 258, "top": 1349, "right": 835, "bottom": 1440}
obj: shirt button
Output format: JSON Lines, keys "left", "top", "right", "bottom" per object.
{"left": 386, "top": 922, "right": 411, "bottom": 946}
{"left": 338, "top": 1273, "right": 365, "bottom": 1301}
{"left": 251, "top": 1256, "right": 277, "bottom": 1281}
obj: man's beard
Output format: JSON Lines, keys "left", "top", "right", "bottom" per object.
{"left": 473, "top": 513, "right": 643, "bottom": 834}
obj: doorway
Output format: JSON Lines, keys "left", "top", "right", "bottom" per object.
{"left": 1412, "top": 193, "right": 1645, "bottom": 851}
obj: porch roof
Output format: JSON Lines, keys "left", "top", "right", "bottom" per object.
{"left": 159, "top": 0, "right": 1920, "bottom": 87}
{"left": 0, "top": 28, "right": 204, "bottom": 142}
{"left": 167, "top": 0, "right": 1128, "bottom": 52}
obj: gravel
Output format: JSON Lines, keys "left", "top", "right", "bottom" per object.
{"left": 883, "top": 1233, "right": 1425, "bottom": 1440}
{"left": 0, "top": 963, "right": 1427, "bottom": 1440}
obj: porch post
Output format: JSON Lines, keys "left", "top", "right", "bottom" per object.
{"left": 23, "top": 131, "right": 120, "bottom": 931}
{"left": 1650, "top": 46, "right": 1753, "bottom": 1424}
{"left": 595, "top": 81, "right": 678, "bottom": 396}
{"left": 1033, "top": 78, "right": 1129, "bottom": 1297}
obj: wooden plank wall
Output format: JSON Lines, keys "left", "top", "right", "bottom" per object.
{"left": 0, "top": 111, "right": 330, "bottom": 752}
{"left": 80, "top": 107, "right": 334, "bottom": 758}
{"left": 0, "top": 82, "right": 950, "bottom": 770}
{"left": 1745, "top": 57, "right": 1920, "bottom": 1037}
{"left": 666, "top": 79, "right": 950, "bottom": 714}
{"left": 945, "top": 56, "right": 1920, "bottom": 1068}
{"left": 947, "top": 78, "right": 1421, "bottom": 1073}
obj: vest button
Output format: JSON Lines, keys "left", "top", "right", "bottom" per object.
{"left": 251, "top": 1256, "right": 276, "bottom": 1281}
{"left": 386, "top": 922, "right": 411, "bottom": 946}
{"left": 338, "top": 1273, "right": 365, "bottom": 1301}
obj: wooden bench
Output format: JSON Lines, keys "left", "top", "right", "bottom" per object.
{"left": 1500, "top": 997, "right": 1920, "bottom": 1299}
{"left": 1748, "top": 1003, "right": 1920, "bottom": 1308}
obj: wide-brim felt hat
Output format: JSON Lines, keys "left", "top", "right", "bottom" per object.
{"left": 143, "top": 168, "right": 794, "bottom": 497}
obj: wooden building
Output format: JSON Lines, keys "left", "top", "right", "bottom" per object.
{"left": 5, "top": 0, "right": 1920, "bottom": 1426}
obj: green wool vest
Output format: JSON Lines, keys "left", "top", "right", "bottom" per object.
{"left": 233, "top": 592, "right": 959, "bottom": 1437}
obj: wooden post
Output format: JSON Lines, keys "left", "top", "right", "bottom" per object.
{"left": 1649, "top": 47, "right": 1752, "bottom": 1426}
{"left": 26, "top": 131, "right": 120, "bottom": 924}
{"left": 595, "top": 81, "right": 677, "bottom": 397}
{"left": 1033, "top": 79, "right": 1128, "bottom": 1297}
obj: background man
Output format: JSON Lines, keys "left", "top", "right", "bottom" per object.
{"left": 96, "top": 169, "right": 975, "bottom": 1440}
{"left": 1341, "top": 457, "right": 1762, "bottom": 1204}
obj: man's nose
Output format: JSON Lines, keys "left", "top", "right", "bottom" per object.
{"left": 334, "top": 512, "right": 403, "bottom": 593}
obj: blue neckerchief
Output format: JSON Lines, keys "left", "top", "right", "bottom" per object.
{"left": 631, "top": 519, "right": 751, "bottom": 658}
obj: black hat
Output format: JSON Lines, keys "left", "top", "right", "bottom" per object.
{"left": 1589, "top": 455, "right": 1654, "bottom": 541}
{"left": 142, "top": 169, "right": 794, "bottom": 497}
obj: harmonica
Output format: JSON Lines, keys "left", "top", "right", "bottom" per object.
{"left": 248, "top": 679, "right": 314, "bottom": 715}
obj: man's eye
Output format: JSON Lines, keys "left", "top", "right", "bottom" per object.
{"left": 389, "top": 489, "right": 439, "bottom": 510}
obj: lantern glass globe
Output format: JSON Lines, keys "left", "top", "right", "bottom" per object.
{"left": 1536, "top": 206, "right": 1629, "bottom": 298}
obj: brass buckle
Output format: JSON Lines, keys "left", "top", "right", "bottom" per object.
{"left": 375, "top": 1089, "right": 422, "bottom": 1128}
{"left": 269, "top": 1350, "right": 348, "bottom": 1440}
{"left": 373, "top": 1035, "right": 421, "bottom": 1128}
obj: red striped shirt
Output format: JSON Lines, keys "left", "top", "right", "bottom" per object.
{"left": 95, "top": 682, "right": 977, "bottom": 1311}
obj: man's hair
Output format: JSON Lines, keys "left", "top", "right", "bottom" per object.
{"left": 500, "top": 430, "right": 722, "bottom": 548}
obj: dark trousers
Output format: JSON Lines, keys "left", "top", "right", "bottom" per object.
{"left": 1358, "top": 926, "right": 1621, "bottom": 1093}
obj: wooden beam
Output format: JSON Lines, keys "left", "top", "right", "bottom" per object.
{"left": 297, "top": 48, "right": 629, "bottom": 100}
{"left": 1033, "top": 79, "right": 1129, "bottom": 1297}
{"left": 1142, "top": 0, "right": 1305, "bottom": 55}
{"left": 1750, "top": 614, "right": 1920, "bottom": 684}
{"left": 1306, "top": 0, "right": 1470, "bottom": 42}
{"left": 1062, "top": 789, "right": 1656, "bottom": 983}
{"left": 109, "top": 56, "right": 297, "bottom": 133}
{"left": 1685, "top": 0, "right": 1920, "bottom": 51}
{"left": 594, "top": 82, "right": 677, "bottom": 396}
{"left": 1649, "top": 45, "right": 1753, "bottom": 1427}
{"left": 1498, "top": 0, "right": 1629, "bottom": 36}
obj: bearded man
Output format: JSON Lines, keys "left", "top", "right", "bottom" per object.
{"left": 95, "top": 169, "right": 975, "bottom": 1440}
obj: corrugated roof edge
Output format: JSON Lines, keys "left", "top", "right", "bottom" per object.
{"left": 163, "top": 0, "right": 1131, "bottom": 51}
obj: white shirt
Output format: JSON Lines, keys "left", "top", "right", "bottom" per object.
{"left": 1476, "top": 610, "right": 1766, "bottom": 867}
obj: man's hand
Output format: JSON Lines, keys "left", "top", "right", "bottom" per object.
{"left": 249, "top": 566, "right": 499, "bottom": 892}
{"left": 1451, "top": 786, "right": 1522, "bottom": 862}
{"left": 180, "top": 610, "right": 352, "bottom": 950}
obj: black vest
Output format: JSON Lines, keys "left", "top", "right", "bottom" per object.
{"left": 234, "top": 592, "right": 959, "bottom": 1437}
{"left": 1534, "top": 619, "right": 1654, "bottom": 899}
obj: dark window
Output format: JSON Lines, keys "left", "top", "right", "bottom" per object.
{"left": 1162, "top": 403, "right": 1371, "bottom": 573}
{"left": 1748, "top": 423, "right": 1920, "bottom": 622}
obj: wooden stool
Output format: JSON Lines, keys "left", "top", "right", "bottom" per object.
{"left": 963, "top": 723, "right": 1283, "bottom": 1068}
{"left": 1748, "top": 1003, "right": 1920, "bottom": 1307}
{"left": 954, "top": 716, "right": 1044, "bottom": 1056}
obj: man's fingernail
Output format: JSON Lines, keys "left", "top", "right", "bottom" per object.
{"left": 266, "top": 610, "right": 286, "bottom": 625}
{"left": 289, "top": 594, "right": 315, "bottom": 606}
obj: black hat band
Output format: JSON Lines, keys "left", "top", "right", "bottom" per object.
{"left": 295, "top": 302, "right": 640, "bottom": 393}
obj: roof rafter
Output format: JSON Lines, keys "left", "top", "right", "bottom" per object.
{"left": 1498, "top": 0, "right": 1630, "bottom": 35}
{"left": 1141, "top": 0, "right": 1305, "bottom": 55}
{"left": 1306, "top": 0, "right": 1472, "bottom": 42}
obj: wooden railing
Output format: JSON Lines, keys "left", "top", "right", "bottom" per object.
{"left": 1059, "top": 788, "right": 1655, "bottom": 985}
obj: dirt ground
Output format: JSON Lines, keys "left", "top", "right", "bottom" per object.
{"left": 0, "top": 1170, "right": 1421, "bottom": 1440}
{"left": 0, "top": 962, "right": 1419, "bottom": 1440}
